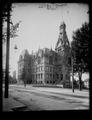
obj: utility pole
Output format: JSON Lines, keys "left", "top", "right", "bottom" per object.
{"left": 4, "top": 2, "right": 11, "bottom": 98}
{"left": 71, "top": 56, "right": 74, "bottom": 93}
{"left": 71, "top": 48, "right": 74, "bottom": 93}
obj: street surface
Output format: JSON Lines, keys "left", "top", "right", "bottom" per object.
{"left": 3, "top": 84, "right": 89, "bottom": 111}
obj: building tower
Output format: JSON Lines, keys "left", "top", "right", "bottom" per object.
{"left": 55, "top": 21, "right": 71, "bottom": 88}
{"left": 55, "top": 21, "right": 69, "bottom": 53}
{"left": 18, "top": 49, "right": 32, "bottom": 84}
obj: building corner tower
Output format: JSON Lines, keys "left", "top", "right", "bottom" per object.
{"left": 55, "top": 21, "right": 71, "bottom": 88}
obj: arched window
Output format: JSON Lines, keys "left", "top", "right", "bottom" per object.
{"left": 61, "top": 74, "right": 63, "bottom": 80}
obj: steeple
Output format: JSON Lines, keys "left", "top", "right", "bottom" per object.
{"left": 55, "top": 22, "right": 69, "bottom": 54}
{"left": 59, "top": 21, "right": 66, "bottom": 32}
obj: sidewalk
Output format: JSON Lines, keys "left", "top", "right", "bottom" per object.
{"left": 3, "top": 95, "right": 28, "bottom": 111}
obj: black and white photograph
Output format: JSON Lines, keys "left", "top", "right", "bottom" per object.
{"left": 2, "top": 2, "right": 89, "bottom": 111}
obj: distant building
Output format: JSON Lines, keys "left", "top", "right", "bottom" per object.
{"left": 18, "top": 22, "right": 71, "bottom": 87}
{"left": 18, "top": 50, "right": 31, "bottom": 84}
{"left": 13, "top": 70, "right": 16, "bottom": 80}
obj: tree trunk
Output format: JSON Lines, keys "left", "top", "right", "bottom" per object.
{"left": 78, "top": 71, "right": 82, "bottom": 91}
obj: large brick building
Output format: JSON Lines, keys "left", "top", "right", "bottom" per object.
{"left": 18, "top": 22, "right": 71, "bottom": 87}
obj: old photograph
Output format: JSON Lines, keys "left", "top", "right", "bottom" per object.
{"left": 2, "top": 3, "right": 89, "bottom": 111}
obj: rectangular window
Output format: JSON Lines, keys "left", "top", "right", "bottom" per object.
{"left": 50, "top": 67, "right": 51, "bottom": 72}
{"left": 53, "top": 74, "right": 54, "bottom": 79}
{"left": 57, "top": 74, "right": 59, "bottom": 79}
{"left": 37, "top": 67, "right": 39, "bottom": 72}
{"left": 50, "top": 74, "right": 52, "bottom": 78}
{"left": 39, "top": 67, "right": 40, "bottom": 72}
{"left": 40, "top": 67, "right": 41, "bottom": 71}
{"left": 46, "top": 73, "right": 48, "bottom": 78}
{"left": 41, "top": 66, "right": 43, "bottom": 71}
{"left": 46, "top": 66, "right": 48, "bottom": 71}
{"left": 37, "top": 67, "right": 38, "bottom": 72}
{"left": 41, "top": 73, "right": 43, "bottom": 79}
{"left": 37, "top": 74, "right": 38, "bottom": 79}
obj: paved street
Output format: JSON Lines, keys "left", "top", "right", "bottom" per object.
{"left": 3, "top": 84, "right": 89, "bottom": 111}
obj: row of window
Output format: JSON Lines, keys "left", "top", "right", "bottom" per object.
{"left": 32, "top": 66, "right": 54, "bottom": 73}
{"left": 32, "top": 73, "right": 54, "bottom": 80}
{"left": 46, "top": 73, "right": 63, "bottom": 79}
{"left": 46, "top": 80, "right": 54, "bottom": 84}
{"left": 46, "top": 73, "right": 54, "bottom": 79}
{"left": 32, "top": 73, "right": 43, "bottom": 79}
{"left": 35, "top": 80, "right": 55, "bottom": 84}
{"left": 32, "top": 66, "right": 43, "bottom": 72}
{"left": 18, "top": 67, "right": 31, "bottom": 75}
{"left": 45, "top": 66, "right": 53, "bottom": 72}
{"left": 18, "top": 61, "right": 31, "bottom": 70}
{"left": 19, "top": 66, "right": 55, "bottom": 75}
{"left": 36, "top": 80, "right": 55, "bottom": 84}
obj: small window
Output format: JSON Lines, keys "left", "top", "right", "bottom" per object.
{"left": 57, "top": 74, "right": 59, "bottom": 79}
{"left": 50, "top": 74, "right": 52, "bottom": 78}
{"left": 53, "top": 74, "right": 54, "bottom": 79}
{"left": 47, "top": 81, "right": 49, "bottom": 84}
{"left": 61, "top": 74, "right": 63, "bottom": 80}
{"left": 41, "top": 73, "right": 43, "bottom": 79}
{"left": 68, "top": 57, "right": 71, "bottom": 65}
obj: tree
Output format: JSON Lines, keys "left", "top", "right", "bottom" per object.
{"left": 3, "top": 20, "right": 21, "bottom": 43}
{"left": 2, "top": 2, "right": 21, "bottom": 43}
{"left": 2, "top": 2, "right": 21, "bottom": 98}
{"left": 71, "top": 22, "right": 89, "bottom": 90}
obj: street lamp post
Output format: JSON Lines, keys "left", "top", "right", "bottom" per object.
{"left": 4, "top": 3, "right": 11, "bottom": 98}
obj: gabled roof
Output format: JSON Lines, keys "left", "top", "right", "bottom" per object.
{"left": 21, "top": 49, "right": 29, "bottom": 56}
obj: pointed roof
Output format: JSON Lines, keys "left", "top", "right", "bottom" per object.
{"left": 59, "top": 21, "right": 66, "bottom": 29}
{"left": 21, "top": 49, "right": 29, "bottom": 56}
{"left": 55, "top": 22, "right": 69, "bottom": 51}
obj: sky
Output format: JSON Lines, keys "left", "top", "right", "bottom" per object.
{"left": 3, "top": 3, "right": 89, "bottom": 77}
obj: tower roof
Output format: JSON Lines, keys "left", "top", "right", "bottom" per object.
{"left": 55, "top": 21, "right": 69, "bottom": 52}
{"left": 60, "top": 21, "right": 66, "bottom": 29}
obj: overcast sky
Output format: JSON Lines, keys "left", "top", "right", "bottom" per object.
{"left": 3, "top": 3, "right": 89, "bottom": 77}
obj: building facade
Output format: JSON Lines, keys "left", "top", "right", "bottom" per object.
{"left": 18, "top": 22, "right": 71, "bottom": 87}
